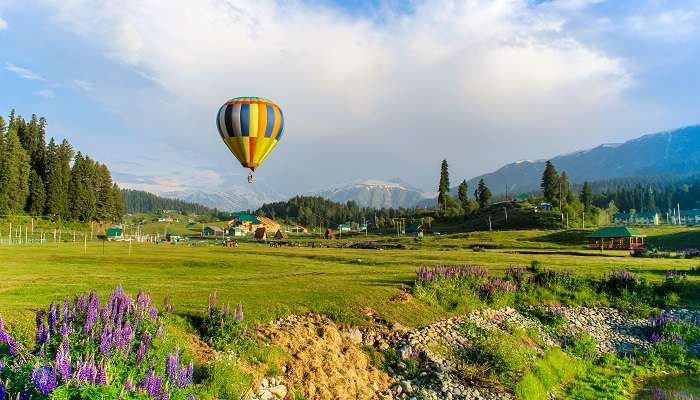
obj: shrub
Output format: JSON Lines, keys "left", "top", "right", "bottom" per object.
{"left": 561, "top": 332, "right": 597, "bottom": 361}
{"left": 200, "top": 292, "right": 248, "bottom": 352}
{"left": 522, "top": 306, "right": 567, "bottom": 331}
{"left": 0, "top": 287, "right": 194, "bottom": 399}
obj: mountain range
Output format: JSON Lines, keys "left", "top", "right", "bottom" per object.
{"left": 466, "top": 125, "right": 700, "bottom": 196}
{"left": 157, "top": 125, "right": 700, "bottom": 211}
{"left": 310, "top": 178, "right": 433, "bottom": 209}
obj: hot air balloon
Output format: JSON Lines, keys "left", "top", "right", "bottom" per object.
{"left": 216, "top": 97, "right": 284, "bottom": 183}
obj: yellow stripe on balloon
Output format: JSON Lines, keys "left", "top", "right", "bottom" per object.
{"left": 248, "top": 103, "right": 259, "bottom": 138}
{"left": 253, "top": 137, "right": 272, "bottom": 164}
{"left": 224, "top": 137, "right": 245, "bottom": 167}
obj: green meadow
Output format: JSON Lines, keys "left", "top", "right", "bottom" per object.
{"left": 1, "top": 227, "right": 698, "bottom": 330}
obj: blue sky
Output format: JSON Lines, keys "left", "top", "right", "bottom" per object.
{"left": 0, "top": 0, "right": 698, "bottom": 195}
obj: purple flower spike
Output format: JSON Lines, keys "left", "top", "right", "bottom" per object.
{"left": 31, "top": 366, "right": 57, "bottom": 395}
{"left": 650, "top": 332, "right": 662, "bottom": 343}
{"left": 236, "top": 303, "right": 244, "bottom": 321}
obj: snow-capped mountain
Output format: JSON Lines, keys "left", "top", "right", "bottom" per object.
{"left": 161, "top": 186, "right": 286, "bottom": 212}
{"left": 311, "top": 178, "right": 431, "bottom": 208}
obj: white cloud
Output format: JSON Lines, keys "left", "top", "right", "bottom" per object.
{"left": 626, "top": 7, "right": 700, "bottom": 40}
{"left": 0, "top": 16, "right": 7, "bottom": 30}
{"left": 73, "top": 79, "right": 92, "bottom": 91}
{"left": 5, "top": 62, "right": 44, "bottom": 80}
{"left": 44, "top": 0, "right": 636, "bottom": 191}
{"left": 33, "top": 89, "right": 55, "bottom": 98}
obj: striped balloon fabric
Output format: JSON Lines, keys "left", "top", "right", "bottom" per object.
{"left": 216, "top": 97, "right": 284, "bottom": 171}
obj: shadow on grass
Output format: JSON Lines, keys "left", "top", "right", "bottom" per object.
{"left": 531, "top": 230, "right": 590, "bottom": 246}
{"left": 646, "top": 229, "right": 700, "bottom": 251}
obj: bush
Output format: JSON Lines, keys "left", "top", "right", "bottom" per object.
{"left": 456, "top": 322, "right": 532, "bottom": 387}
{"left": 561, "top": 332, "right": 597, "bottom": 361}
{"left": 200, "top": 292, "right": 248, "bottom": 351}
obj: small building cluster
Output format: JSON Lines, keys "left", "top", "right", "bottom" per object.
{"left": 613, "top": 209, "right": 700, "bottom": 226}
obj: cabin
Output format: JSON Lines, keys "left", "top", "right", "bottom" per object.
{"left": 227, "top": 226, "right": 246, "bottom": 237}
{"left": 201, "top": 226, "right": 224, "bottom": 237}
{"left": 229, "top": 212, "right": 262, "bottom": 232}
{"left": 105, "top": 227, "right": 123, "bottom": 241}
{"left": 254, "top": 227, "right": 267, "bottom": 241}
{"left": 407, "top": 223, "right": 426, "bottom": 238}
{"left": 324, "top": 228, "right": 336, "bottom": 240}
{"left": 613, "top": 211, "right": 660, "bottom": 226}
{"left": 165, "top": 233, "right": 181, "bottom": 243}
{"left": 287, "top": 226, "right": 308, "bottom": 233}
{"left": 535, "top": 202, "right": 553, "bottom": 212}
{"left": 338, "top": 223, "right": 352, "bottom": 232}
{"left": 586, "top": 227, "right": 646, "bottom": 250}
{"left": 274, "top": 229, "right": 288, "bottom": 240}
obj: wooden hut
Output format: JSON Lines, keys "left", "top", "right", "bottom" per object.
{"left": 586, "top": 227, "right": 645, "bottom": 250}
{"left": 254, "top": 227, "right": 267, "bottom": 241}
{"left": 324, "top": 228, "right": 336, "bottom": 240}
{"left": 274, "top": 229, "right": 288, "bottom": 240}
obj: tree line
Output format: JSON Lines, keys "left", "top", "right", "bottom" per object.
{"left": 437, "top": 159, "right": 492, "bottom": 217}
{"left": 121, "top": 189, "right": 217, "bottom": 216}
{"left": 256, "top": 195, "right": 417, "bottom": 229}
{"left": 0, "top": 110, "right": 123, "bottom": 222}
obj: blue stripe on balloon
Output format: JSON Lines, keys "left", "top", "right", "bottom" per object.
{"left": 265, "top": 105, "right": 275, "bottom": 137}
{"left": 240, "top": 104, "right": 250, "bottom": 137}
{"left": 276, "top": 108, "right": 284, "bottom": 140}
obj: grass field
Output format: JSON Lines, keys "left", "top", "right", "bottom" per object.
{"left": 1, "top": 228, "right": 698, "bottom": 332}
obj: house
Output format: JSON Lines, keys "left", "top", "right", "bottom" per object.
{"left": 256, "top": 216, "right": 281, "bottom": 232}
{"left": 229, "top": 212, "right": 262, "bottom": 232}
{"left": 407, "top": 223, "right": 426, "bottom": 238}
{"left": 105, "top": 227, "right": 123, "bottom": 241}
{"left": 338, "top": 223, "right": 352, "bottom": 232}
{"left": 287, "top": 226, "right": 308, "bottom": 233}
{"left": 514, "top": 193, "right": 530, "bottom": 202}
{"left": 274, "top": 229, "right": 288, "bottom": 240}
{"left": 227, "top": 226, "right": 246, "bottom": 237}
{"left": 673, "top": 209, "right": 700, "bottom": 225}
{"left": 158, "top": 217, "right": 174, "bottom": 223}
{"left": 535, "top": 202, "right": 553, "bottom": 211}
{"left": 165, "top": 233, "right": 181, "bottom": 243}
{"left": 201, "top": 226, "right": 224, "bottom": 237}
{"left": 613, "top": 211, "right": 660, "bottom": 226}
{"left": 324, "top": 228, "right": 336, "bottom": 240}
{"left": 586, "top": 226, "right": 646, "bottom": 250}
{"left": 254, "top": 227, "right": 267, "bottom": 241}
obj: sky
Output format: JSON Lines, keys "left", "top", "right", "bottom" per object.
{"left": 0, "top": 0, "right": 698, "bottom": 195}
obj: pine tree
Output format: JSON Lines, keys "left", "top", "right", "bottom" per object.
{"left": 0, "top": 126, "right": 31, "bottom": 214}
{"left": 95, "top": 163, "right": 115, "bottom": 221}
{"left": 580, "top": 181, "right": 592, "bottom": 211}
{"left": 541, "top": 160, "right": 559, "bottom": 204}
{"left": 27, "top": 169, "right": 46, "bottom": 215}
{"left": 474, "top": 179, "right": 492, "bottom": 209}
{"left": 45, "top": 138, "right": 74, "bottom": 219}
{"left": 68, "top": 152, "right": 97, "bottom": 221}
{"left": 457, "top": 180, "right": 469, "bottom": 209}
{"left": 437, "top": 160, "right": 450, "bottom": 209}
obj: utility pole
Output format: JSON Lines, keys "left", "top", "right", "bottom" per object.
{"left": 582, "top": 211, "right": 585, "bottom": 229}
{"left": 488, "top": 215, "right": 492, "bottom": 231}
{"left": 503, "top": 207, "right": 508, "bottom": 224}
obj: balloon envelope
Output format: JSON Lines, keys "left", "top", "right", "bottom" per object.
{"left": 216, "top": 97, "right": 284, "bottom": 171}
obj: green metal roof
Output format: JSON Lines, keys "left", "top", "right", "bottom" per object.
{"left": 232, "top": 211, "right": 261, "bottom": 224}
{"left": 586, "top": 226, "right": 645, "bottom": 238}
{"left": 106, "top": 227, "right": 123, "bottom": 236}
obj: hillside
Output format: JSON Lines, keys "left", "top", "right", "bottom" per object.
{"left": 466, "top": 125, "right": 700, "bottom": 194}
{"left": 311, "top": 178, "right": 431, "bottom": 208}
{"left": 121, "top": 189, "right": 215, "bottom": 215}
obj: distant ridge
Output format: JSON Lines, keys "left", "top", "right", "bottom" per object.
{"left": 310, "top": 178, "right": 431, "bottom": 208}
{"left": 465, "top": 125, "right": 700, "bottom": 195}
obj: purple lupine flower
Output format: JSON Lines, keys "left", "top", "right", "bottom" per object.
{"left": 62, "top": 296, "right": 71, "bottom": 324}
{"left": 36, "top": 322, "right": 49, "bottom": 346}
{"left": 162, "top": 389, "right": 170, "bottom": 400}
{"left": 35, "top": 309, "right": 45, "bottom": 328}
{"left": 149, "top": 306, "right": 159, "bottom": 321}
{"left": 141, "top": 369, "right": 163, "bottom": 398}
{"left": 163, "top": 296, "right": 175, "bottom": 313}
{"left": 650, "top": 332, "right": 662, "bottom": 343}
{"left": 97, "top": 362, "right": 107, "bottom": 384}
{"left": 84, "top": 290, "right": 100, "bottom": 334}
{"left": 0, "top": 317, "right": 19, "bottom": 356}
{"left": 188, "top": 394, "right": 195, "bottom": 400}
{"left": 242, "top": 327, "right": 249, "bottom": 337}
{"left": 672, "top": 334, "right": 686, "bottom": 347}
{"left": 187, "top": 361, "right": 194, "bottom": 385}
{"left": 0, "top": 360, "right": 5, "bottom": 370}
{"left": 59, "top": 323, "right": 73, "bottom": 336}
{"left": 136, "top": 341, "right": 147, "bottom": 365}
{"left": 124, "top": 376, "right": 134, "bottom": 392}
{"left": 0, "top": 379, "right": 6, "bottom": 399}
{"left": 236, "top": 303, "right": 244, "bottom": 321}
{"left": 31, "top": 366, "right": 57, "bottom": 395}
{"left": 99, "top": 327, "right": 112, "bottom": 357}
{"left": 208, "top": 292, "right": 217, "bottom": 315}
{"left": 156, "top": 322, "right": 164, "bottom": 338}
{"left": 47, "top": 304, "right": 58, "bottom": 333}
{"left": 165, "top": 347, "right": 181, "bottom": 383}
